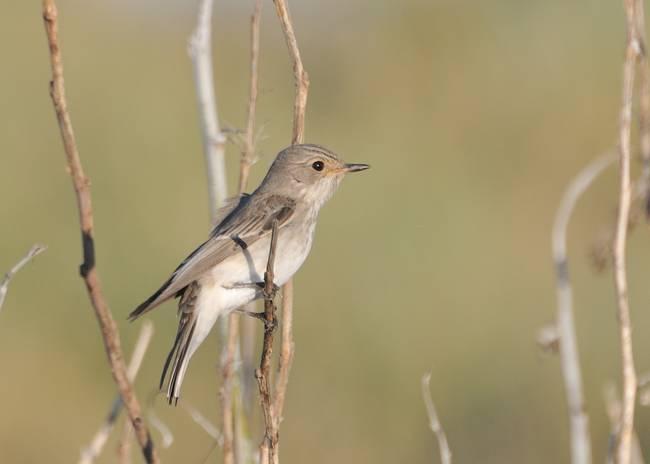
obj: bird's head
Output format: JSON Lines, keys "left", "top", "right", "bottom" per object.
{"left": 262, "top": 144, "right": 369, "bottom": 208}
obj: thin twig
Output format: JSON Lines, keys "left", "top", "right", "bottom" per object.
{"left": 634, "top": 0, "right": 650, "bottom": 213}
{"left": 552, "top": 153, "right": 616, "bottom": 464}
{"left": 182, "top": 401, "right": 223, "bottom": 443}
{"left": 269, "top": 2, "right": 310, "bottom": 454}
{"left": 79, "top": 320, "right": 155, "bottom": 464}
{"left": 190, "top": 0, "right": 228, "bottom": 219}
{"left": 256, "top": 220, "right": 280, "bottom": 464}
{"left": 117, "top": 420, "right": 133, "bottom": 464}
{"left": 42, "top": 2, "right": 158, "bottom": 462}
{"left": 604, "top": 383, "right": 646, "bottom": 464}
{"left": 221, "top": 312, "right": 239, "bottom": 464}
{"left": 239, "top": 0, "right": 263, "bottom": 193}
{"left": 0, "top": 244, "right": 46, "bottom": 313}
{"left": 421, "top": 373, "right": 452, "bottom": 464}
{"left": 615, "top": 2, "right": 641, "bottom": 462}
{"left": 272, "top": 0, "right": 309, "bottom": 146}
{"left": 221, "top": 3, "right": 263, "bottom": 464}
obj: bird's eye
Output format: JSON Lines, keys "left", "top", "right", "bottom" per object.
{"left": 312, "top": 161, "right": 324, "bottom": 171}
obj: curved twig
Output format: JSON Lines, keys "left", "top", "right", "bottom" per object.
{"left": 421, "top": 373, "right": 452, "bottom": 464}
{"left": 552, "top": 152, "right": 615, "bottom": 464}
{"left": 0, "top": 244, "right": 46, "bottom": 313}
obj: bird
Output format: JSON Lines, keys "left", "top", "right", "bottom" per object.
{"left": 129, "top": 144, "right": 369, "bottom": 403}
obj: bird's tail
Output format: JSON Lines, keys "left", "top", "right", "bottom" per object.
{"left": 160, "top": 282, "right": 200, "bottom": 405}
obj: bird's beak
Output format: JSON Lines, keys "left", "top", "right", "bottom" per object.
{"left": 344, "top": 163, "right": 370, "bottom": 173}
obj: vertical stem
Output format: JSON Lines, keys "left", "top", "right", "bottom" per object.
{"left": 615, "top": 2, "right": 640, "bottom": 462}
{"left": 189, "top": 0, "right": 228, "bottom": 219}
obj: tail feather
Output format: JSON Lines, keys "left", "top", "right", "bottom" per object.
{"left": 159, "top": 282, "right": 200, "bottom": 405}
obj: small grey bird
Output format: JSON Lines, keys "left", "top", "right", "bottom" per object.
{"left": 129, "top": 144, "right": 369, "bottom": 403}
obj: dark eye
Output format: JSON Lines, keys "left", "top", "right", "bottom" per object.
{"left": 312, "top": 161, "right": 324, "bottom": 171}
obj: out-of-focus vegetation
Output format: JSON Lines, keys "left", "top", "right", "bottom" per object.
{"left": 2, "top": 1, "right": 650, "bottom": 462}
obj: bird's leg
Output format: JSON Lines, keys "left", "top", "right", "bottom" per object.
{"left": 224, "top": 281, "right": 280, "bottom": 298}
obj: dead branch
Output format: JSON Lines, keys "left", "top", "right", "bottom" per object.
{"left": 41, "top": 2, "right": 158, "bottom": 462}
{"left": 256, "top": 219, "right": 280, "bottom": 464}
{"left": 552, "top": 153, "right": 616, "bottom": 464}
{"left": 239, "top": 0, "right": 263, "bottom": 193}
{"left": 79, "top": 321, "right": 154, "bottom": 464}
{"left": 189, "top": 0, "right": 228, "bottom": 218}
{"left": 0, "top": 244, "right": 46, "bottom": 313}
{"left": 634, "top": 0, "right": 650, "bottom": 212}
{"left": 614, "top": 2, "right": 642, "bottom": 462}
{"left": 272, "top": 0, "right": 309, "bottom": 146}
{"left": 268, "top": 1, "right": 310, "bottom": 449}
{"left": 604, "top": 383, "right": 645, "bottom": 464}
{"left": 117, "top": 420, "right": 133, "bottom": 464}
{"left": 221, "top": 3, "right": 263, "bottom": 463}
{"left": 421, "top": 373, "right": 452, "bottom": 464}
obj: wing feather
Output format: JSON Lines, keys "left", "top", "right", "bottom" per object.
{"left": 128, "top": 194, "right": 296, "bottom": 320}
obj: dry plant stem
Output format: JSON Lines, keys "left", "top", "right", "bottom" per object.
{"left": 79, "top": 321, "right": 154, "bottom": 464}
{"left": 634, "top": 0, "right": 650, "bottom": 201}
{"left": 615, "top": 2, "right": 641, "bottom": 462}
{"left": 221, "top": 312, "right": 239, "bottom": 464}
{"left": 256, "top": 220, "right": 280, "bottom": 464}
{"left": 421, "top": 373, "right": 452, "bottom": 464}
{"left": 272, "top": 0, "right": 310, "bottom": 146}
{"left": 0, "top": 244, "right": 46, "bottom": 313}
{"left": 604, "top": 384, "right": 646, "bottom": 464}
{"left": 269, "top": 1, "right": 310, "bottom": 450}
{"left": 552, "top": 153, "right": 616, "bottom": 464}
{"left": 190, "top": 0, "right": 228, "bottom": 218}
{"left": 238, "top": 0, "right": 263, "bottom": 193}
{"left": 117, "top": 421, "right": 133, "bottom": 464}
{"left": 221, "top": 3, "right": 264, "bottom": 463}
{"left": 42, "top": 2, "right": 158, "bottom": 462}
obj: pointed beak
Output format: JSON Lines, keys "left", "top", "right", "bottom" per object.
{"left": 344, "top": 163, "right": 370, "bottom": 173}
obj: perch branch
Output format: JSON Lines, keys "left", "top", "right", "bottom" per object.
{"left": 552, "top": 153, "right": 615, "bottom": 464}
{"left": 79, "top": 321, "right": 154, "bottom": 464}
{"left": 268, "top": 0, "right": 310, "bottom": 447}
{"left": 256, "top": 220, "right": 280, "bottom": 464}
{"left": 421, "top": 373, "right": 452, "bottom": 464}
{"left": 615, "top": 2, "right": 641, "bottom": 462}
{"left": 42, "top": 2, "right": 158, "bottom": 462}
{"left": 190, "top": 0, "right": 228, "bottom": 219}
{"left": 0, "top": 244, "right": 46, "bottom": 313}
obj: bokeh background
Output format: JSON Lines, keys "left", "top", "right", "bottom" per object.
{"left": 2, "top": 1, "right": 650, "bottom": 462}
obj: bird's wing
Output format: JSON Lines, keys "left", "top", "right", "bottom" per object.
{"left": 128, "top": 194, "right": 295, "bottom": 320}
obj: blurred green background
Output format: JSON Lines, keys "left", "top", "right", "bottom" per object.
{"left": 2, "top": 1, "right": 650, "bottom": 462}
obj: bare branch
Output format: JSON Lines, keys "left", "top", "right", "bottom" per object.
{"left": 221, "top": 3, "right": 263, "bottom": 464}
{"left": 256, "top": 220, "right": 280, "bottom": 464}
{"left": 0, "top": 244, "right": 46, "bottom": 313}
{"left": 421, "top": 373, "right": 452, "bottom": 464}
{"left": 615, "top": 2, "right": 642, "bottom": 462}
{"left": 551, "top": 152, "right": 615, "bottom": 464}
{"left": 604, "top": 383, "right": 645, "bottom": 464}
{"left": 268, "top": 2, "right": 310, "bottom": 454}
{"left": 239, "top": 0, "right": 263, "bottom": 193}
{"left": 272, "top": 0, "right": 310, "bottom": 146}
{"left": 79, "top": 321, "right": 155, "bottom": 464}
{"left": 117, "top": 420, "right": 133, "bottom": 464}
{"left": 189, "top": 0, "right": 228, "bottom": 219}
{"left": 634, "top": 0, "right": 650, "bottom": 212}
{"left": 41, "top": 2, "right": 158, "bottom": 461}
